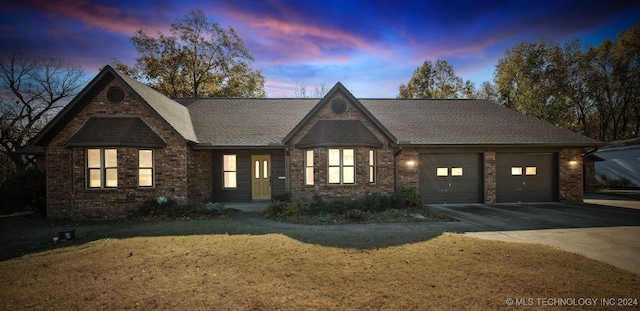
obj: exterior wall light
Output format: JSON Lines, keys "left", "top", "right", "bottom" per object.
{"left": 406, "top": 160, "right": 416, "bottom": 167}
{"left": 568, "top": 160, "right": 578, "bottom": 166}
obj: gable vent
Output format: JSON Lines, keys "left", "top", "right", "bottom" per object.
{"left": 107, "top": 86, "right": 125, "bottom": 104}
{"left": 331, "top": 99, "right": 346, "bottom": 115}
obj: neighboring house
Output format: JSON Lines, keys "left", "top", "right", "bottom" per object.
{"left": 582, "top": 152, "right": 604, "bottom": 193}
{"left": 25, "top": 66, "right": 601, "bottom": 219}
{"left": 591, "top": 139, "right": 640, "bottom": 189}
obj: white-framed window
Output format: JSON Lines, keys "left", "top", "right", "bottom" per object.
{"left": 436, "top": 167, "right": 449, "bottom": 177}
{"left": 451, "top": 167, "right": 463, "bottom": 176}
{"left": 511, "top": 166, "right": 523, "bottom": 176}
{"left": 369, "top": 149, "right": 376, "bottom": 183}
{"left": 223, "top": 154, "right": 237, "bottom": 189}
{"left": 305, "top": 150, "right": 314, "bottom": 185}
{"left": 86, "top": 148, "right": 118, "bottom": 188}
{"left": 328, "top": 148, "right": 355, "bottom": 184}
{"left": 525, "top": 166, "right": 537, "bottom": 176}
{"left": 138, "top": 149, "right": 154, "bottom": 187}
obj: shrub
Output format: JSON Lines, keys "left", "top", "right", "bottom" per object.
{"left": 304, "top": 193, "right": 327, "bottom": 216}
{"left": 130, "top": 197, "right": 224, "bottom": 218}
{"left": 131, "top": 197, "right": 179, "bottom": 217}
{"left": 344, "top": 209, "right": 370, "bottom": 222}
{"left": 0, "top": 168, "right": 46, "bottom": 215}
{"left": 264, "top": 200, "right": 299, "bottom": 218}
{"left": 362, "top": 193, "right": 383, "bottom": 213}
{"left": 271, "top": 192, "right": 291, "bottom": 202}
{"left": 401, "top": 186, "right": 423, "bottom": 207}
{"left": 294, "top": 190, "right": 423, "bottom": 219}
{"left": 204, "top": 202, "right": 226, "bottom": 214}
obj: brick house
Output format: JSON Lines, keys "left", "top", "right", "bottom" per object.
{"left": 26, "top": 66, "right": 601, "bottom": 219}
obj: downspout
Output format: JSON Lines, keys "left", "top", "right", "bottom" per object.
{"left": 284, "top": 147, "right": 290, "bottom": 195}
{"left": 394, "top": 146, "right": 402, "bottom": 192}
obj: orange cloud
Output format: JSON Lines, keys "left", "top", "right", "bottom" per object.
{"left": 220, "top": 5, "right": 388, "bottom": 65}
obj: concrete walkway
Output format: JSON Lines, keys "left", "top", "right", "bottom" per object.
{"left": 465, "top": 226, "right": 640, "bottom": 274}
{"left": 584, "top": 193, "right": 640, "bottom": 209}
{"left": 461, "top": 195, "right": 640, "bottom": 275}
{"left": 227, "top": 197, "right": 640, "bottom": 274}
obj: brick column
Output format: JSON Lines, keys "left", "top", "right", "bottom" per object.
{"left": 559, "top": 148, "right": 583, "bottom": 202}
{"left": 484, "top": 149, "right": 496, "bottom": 204}
{"left": 397, "top": 148, "right": 419, "bottom": 189}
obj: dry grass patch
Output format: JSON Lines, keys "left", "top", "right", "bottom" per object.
{"left": 1, "top": 233, "right": 637, "bottom": 310}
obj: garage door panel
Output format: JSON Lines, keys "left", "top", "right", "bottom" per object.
{"left": 496, "top": 153, "right": 557, "bottom": 202}
{"left": 419, "top": 153, "right": 482, "bottom": 204}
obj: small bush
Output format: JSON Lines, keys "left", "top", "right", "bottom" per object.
{"left": 130, "top": 197, "right": 225, "bottom": 219}
{"left": 305, "top": 193, "right": 327, "bottom": 216}
{"left": 362, "top": 193, "right": 383, "bottom": 213}
{"left": 291, "top": 190, "right": 423, "bottom": 220}
{"left": 131, "top": 197, "right": 179, "bottom": 217}
{"left": 401, "top": 186, "right": 423, "bottom": 207}
{"left": 204, "top": 202, "right": 226, "bottom": 214}
{"left": 272, "top": 192, "right": 291, "bottom": 202}
{"left": 265, "top": 200, "right": 299, "bottom": 218}
{"left": 344, "top": 209, "right": 370, "bottom": 222}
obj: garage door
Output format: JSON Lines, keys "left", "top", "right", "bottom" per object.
{"left": 419, "top": 153, "right": 483, "bottom": 204}
{"left": 496, "top": 153, "right": 558, "bottom": 202}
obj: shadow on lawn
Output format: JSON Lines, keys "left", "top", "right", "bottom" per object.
{"left": 0, "top": 212, "right": 445, "bottom": 261}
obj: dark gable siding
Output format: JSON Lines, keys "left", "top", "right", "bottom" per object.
{"left": 211, "top": 149, "right": 285, "bottom": 202}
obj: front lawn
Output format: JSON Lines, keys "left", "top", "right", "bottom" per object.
{"left": 1, "top": 233, "right": 637, "bottom": 310}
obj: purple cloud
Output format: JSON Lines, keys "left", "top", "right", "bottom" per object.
{"left": 1, "top": 0, "right": 638, "bottom": 98}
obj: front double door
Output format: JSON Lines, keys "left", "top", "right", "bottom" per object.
{"left": 251, "top": 155, "right": 271, "bottom": 200}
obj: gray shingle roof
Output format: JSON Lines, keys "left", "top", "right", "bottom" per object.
{"left": 359, "top": 99, "right": 601, "bottom": 146}
{"left": 66, "top": 117, "right": 166, "bottom": 148}
{"left": 112, "top": 70, "right": 199, "bottom": 143}
{"left": 175, "top": 98, "right": 317, "bottom": 147}
{"left": 176, "top": 97, "right": 599, "bottom": 148}
{"left": 27, "top": 66, "right": 601, "bottom": 151}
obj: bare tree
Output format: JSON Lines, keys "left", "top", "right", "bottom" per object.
{"left": 0, "top": 50, "right": 85, "bottom": 175}
{"left": 293, "top": 82, "right": 329, "bottom": 98}
{"left": 293, "top": 82, "right": 309, "bottom": 98}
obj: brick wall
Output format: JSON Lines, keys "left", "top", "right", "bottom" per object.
{"left": 396, "top": 148, "right": 419, "bottom": 189}
{"left": 288, "top": 92, "right": 395, "bottom": 204}
{"left": 188, "top": 149, "right": 213, "bottom": 204}
{"left": 559, "top": 148, "right": 584, "bottom": 202}
{"left": 46, "top": 78, "right": 191, "bottom": 219}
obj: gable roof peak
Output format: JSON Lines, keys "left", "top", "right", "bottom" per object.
{"left": 282, "top": 82, "right": 397, "bottom": 145}
{"left": 29, "top": 65, "right": 198, "bottom": 147}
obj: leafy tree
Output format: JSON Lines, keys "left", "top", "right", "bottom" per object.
{"left": 495, "top": 40, "right": 577, "bottom": 127}
{"left": 0, "top": 50, "right": 85, "bottom": 176}
{"left": 494, "top": 23, "right": 639, "bottom": 141}
{"left": 114, "top": 9, "right": 266, "bottom": 98}
{"left": 398, "top": 59, "right": 475, "bottom": 99}
{"left": 476, "top": 81, "right": 499, "bottom": 103}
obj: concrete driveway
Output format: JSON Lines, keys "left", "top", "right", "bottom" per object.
{"left": 429, "top": 196, "right": 640, "bottom": 274}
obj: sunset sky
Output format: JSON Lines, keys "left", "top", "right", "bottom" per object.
{"left": 1, "top": 0, "right": 638, "bottom": 97}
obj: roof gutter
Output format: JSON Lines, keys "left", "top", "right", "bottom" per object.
{"left": 190, "top": 144, "right": 288, "bottom": 150}
{"left": 393, "top": 142, "right": 606, "bottom": 148}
